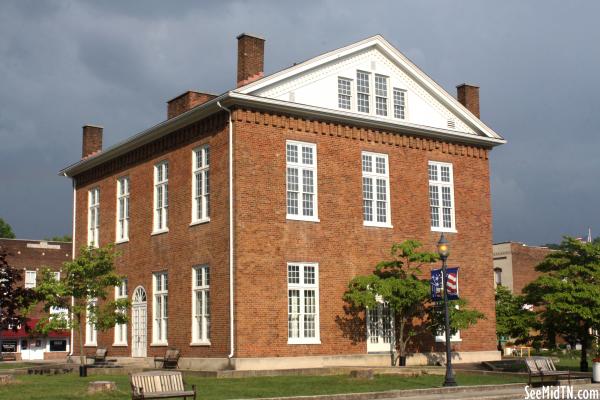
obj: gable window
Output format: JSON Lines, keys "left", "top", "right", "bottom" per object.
{"left": 393, "top": 88, "right": 406, "bottom": 119}
{"left": 287, "top": 262, "right": 320, "bottom": 344}
{"left": 24, "top": 270, "right": 37, "bottom": 288}
{"left": 362, "top": 152, "right": 391, "bottom": 227}
{"left": 192, "top": 265, "right": 210, "bottom": 344}
{"left": 428, "top": 161, "right": 456, "bottom": 232}
{"left": 356, "top": 71, "right": 370, "bottom": 113}
{"left": 286, "top": 141, "right": 318, "bottom": 222}
{"left": 116, "top": 177, "right": 130, "bottom": 242}
{"left": 114, "top": 279, "right": 128, "bottom": 346}
{"left": 192, "top": 146, "right": 210, "bottom": 224}
{"left": 375, "top": 74, "right": 388, "bottom": 116}
{"left": 152, "top": 272, "right": 168, "bottom": 344}
{"left": 85, "top": 299, "right": 97, "bottom": 346}
{"left": 153, "top": 162, "right": 169, "bottom": 233}
{"left": 88, "top": 188, "right": 100, "bottom": 247}
{"left": 337, "top": 77, "right": 352, "bottom": 110}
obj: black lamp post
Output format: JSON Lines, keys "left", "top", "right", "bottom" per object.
{"left": 437, "top": 233, "right": 457, "bottom": 387}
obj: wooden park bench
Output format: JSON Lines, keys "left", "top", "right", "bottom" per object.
{"left": 130, "top": 371, "right": 196, "bottom": 399}
{"left": 86, "top": 347, "right": 108, "bottom": 366}
{"left": 154, "top": 348, "right": 181, "bottom": 369}
{"left": 525, "top": 356, "right": 571, "bottom": 386}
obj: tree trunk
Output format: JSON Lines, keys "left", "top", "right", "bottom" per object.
{"left": 581, "top": 326, "right": 589, "bottom": 372}
{"left": 77, "top": 314, "right": 86, "bottom": 368}
{"left": 397, "top": 318, "right": 405, "bottom": 366}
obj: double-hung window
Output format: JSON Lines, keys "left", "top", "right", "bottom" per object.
{"left": 24, "top": 270, "right": 37, "bottom": 288}
{"left": 362, "top": 152, "right": 391, "bottom": 227}
{"left": 393, "top": 88, "right": 406, "bottom": 119}
{"left": 85, "top": 298, "right": 97, "bottom": 346}
{"left": 286, "top": 141, "right": 318, "bottom": 221}
{"left": 428, "top": 161, "right": 456, "bottom": 231}
{"left": 153, "top": 162, "right": 169, "bottom": 233}
{"left": 116, "top": 177, "right": 130, "bottom": 242}
{"left": 357, "top": 71, "right": 370, "bottom": 113}
{"left": 337, "top": 77, "right": 352, "bottom": 110}
{"left": 152, "top": 272, "right": 168, "bottom": 344}
{"left": 88, "top": 188, "right": 100, "bottom": 247}
{"left": 114, "top": 279, "right": 128, "bottom": 345}
{"left": 192, "top": 265, "right": 210, "bottom": 344}
{"left": 287, "top": 263, "right": 320, "bottom": 344}
{"left": 192, "top": 146, "right": 210, "bottom": 224}
{"left": 375, "top": 74, "right": 388, "bottom": 116}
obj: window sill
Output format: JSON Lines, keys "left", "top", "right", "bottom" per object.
{"left": 435, "top": 338, "right": 462, "bottom": 343}
{"left": 431, "top": 227, "right": 457, "bottom": 234}
{"left": 190, "top": 341, "right": 211, "bottom": 346}
{"left": 84, "top": 344, "right": 97, "bottom": 347}
{"left": 190, "top": 219, "right": 210, "bottom": 227}
{"left": 286, "top": 215, "right": 320, "bottom": 223}
{"left": 151, "top": 229, "right": 169, "bottom": 236}
{"left": 363, "top": 222, "right": 393, "bottom": 229}
{"left": 112, "top": 343, "right": 128, "bottom": 347}
{"left": 287, "top": 339, "right": 321, "bottom": 345}
{"left": 115, "top": 239, "right": 129, "bottom": 245}
{"left": 150, "top": 343, "right": 169, "bottom": 347}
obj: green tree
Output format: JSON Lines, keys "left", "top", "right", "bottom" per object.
{"left": 35, "top": 245, "right": 129, "bottom": 368}
{"left": 0, "top": 246, "right": 37, "bottom": 331}
{"left": 44, "top": 235, "right": 72, "bottom": 242}
{"left": 495, "top": 285, "right": 536, "bottom": 344}
{"left": 0, "top": 218, "right": 15, "bottom": 239}
{"left": 523, "top": 236, "right": 600, "bottom": 372}
{"left": 343, "top": 240, "right": 484, "bottom": 366}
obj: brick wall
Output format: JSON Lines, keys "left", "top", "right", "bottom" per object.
{"left": 510, "top": 243, "right": 551, "bottom": 295}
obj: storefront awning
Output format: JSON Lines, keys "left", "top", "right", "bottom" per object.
{"left": 0, "top": 319, "right": 69, "bottom": 339}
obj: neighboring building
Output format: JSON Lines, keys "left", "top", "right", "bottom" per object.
{"left": 60, "top": 34, "right": 506, "bottom": 369}
{"left": 0, "top": 238, "right": 71, "bottom": 360}
{"left": 492, "top": 242, "right": 552, "bottom": 294}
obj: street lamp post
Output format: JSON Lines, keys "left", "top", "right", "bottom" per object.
{"left": 437, "top": 233, "right": 457, "bottom": 387}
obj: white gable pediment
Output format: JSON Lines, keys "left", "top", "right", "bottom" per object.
{"left": 237, "top": 36, "right": 503, "bottom": 141}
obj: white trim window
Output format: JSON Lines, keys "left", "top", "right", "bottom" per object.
{"left": 153, "top": 162, "right": 169, "bottom": 233}
{"left": 24, "top": 270, "right": 37, "bottom": 288}
{"left": 85, "top": 299, "right": 97, "bottom": 346}
{"left": 191, "top": 265, "right": 210, "bottom": 344}
{"left": 428, "top": 161, "right": 456, "bottom": 232}
{"left": 357, "top": 71, "right": 370, "bottom": 113}
{"left": 52, "top": 271, "right": 60, "bottom": 281}
{"left": 152, "top": 272, "right": 168, "bottom": 344}
{"left": 393, "top": 88, "right": 406, "bottom": 119}
{"left": 114, "top": 279, "right": 128, "bottom": 346}
{"left": 287, "top": 262, "right": 320, "bottom": 344}
{"left": 116, "top": 176, "right": 130, "bottom": 242}
{"left": 375, "top": 74, "right": 388, "bottom": 116}
{"left": 362, "top": 152, "right": 391, "bottom": 227}
{"left": 367, "top": 302, "right": 394, "bottom": 352}
{"left": 192, "top": 146, "right": 210, "bottom": 224}
{"left": 286, "top": 141, "right": 318, "bottom": 222}
{"left": 337, "top": 77, "right": 352, "bottom": 110}
{"left": 88, "top": 187, "right": 100, "bottom": 247}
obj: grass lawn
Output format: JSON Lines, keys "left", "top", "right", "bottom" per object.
{"left": 0, "top": 372, "right": 527, "bottom": 400}
{"left": 0, "top": 362, "right": 29, "bottom": 370}
{"left": 532, "top": 350, "right": 592, "bottom": 372}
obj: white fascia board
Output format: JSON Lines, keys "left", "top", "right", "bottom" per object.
{"left": 237, "top": 35, "right": 504, "bottom": 141}
{"left": 229, "top": 92, "right": 505, "bottom": 147}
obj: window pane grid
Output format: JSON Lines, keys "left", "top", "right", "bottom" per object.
{"left": 193, "top": 146, "right": 210, "bottom": 222}
{"left": 357, "top": 71, "right": 370, "bottom": 113}
{"left": 192, "top": 266, "right": 210, "bottom": 342}
{"left": 288, "top": 263, "right": 318, "bottom": 342}
{"left": 116, "top": 177, "right": 129, "bottom": 241}
{"left": 88, "top": 188, "right": 100, "bottom": 247}
{"left": 154, "top": 162, "right": 168, "bottom": 231}
{"left": 362, "top": 153, "right": 390, "bottom": 226}
{"left": 429, "top": 162, "right": 455, "bottom": 230}
{"left": 375, "top": 75, "right": 388, "bottom": 116}
{"left": 393, "top": 88, "right": 406, "bottom": 119}
{"left": 286, "top": 142, "right": 317, "bottom": 219}
{"left": 153, "top": 272, "right": 168, "bottom": 344}
{"left": 338, "top": 77, "right": 351, "bottom": 110}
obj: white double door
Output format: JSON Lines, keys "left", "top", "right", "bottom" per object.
{"left": 21, "top": 339, "right": 45, "bottom": 360}
{"left": 132, "top": 286, "right": 148, "bottom": 358}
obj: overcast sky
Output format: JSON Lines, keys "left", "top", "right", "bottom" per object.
{"left": 0, "top": 0, "right": 598, "bottom": 245}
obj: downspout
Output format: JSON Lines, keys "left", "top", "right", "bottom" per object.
{"left": 217, "top": 101, "right": 235, "bottom": 361}
{"left": 68, "top": 176, "right": 76, "bottom": 357}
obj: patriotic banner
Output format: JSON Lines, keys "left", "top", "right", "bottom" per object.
{"left": 430, "top": 267, "right": 460, "bottom": 301}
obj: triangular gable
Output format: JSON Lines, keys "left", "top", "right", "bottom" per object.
{"left": 236, "top": 35, "right": 503, "bottom": 141}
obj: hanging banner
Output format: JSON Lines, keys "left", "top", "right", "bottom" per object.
{"left": 430, "top": 267, "right": 460, "bottom": 301}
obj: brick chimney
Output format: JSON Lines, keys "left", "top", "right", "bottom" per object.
{"left": 82, "top": 125, "right": 103, "bottom": 158}
{"left": 237, "top": 33, "right": 265, "bottom": 88}
{"left": 167, "top": 91, "right": 217, "bottom": 119}
{"left": 456, "top": 84, "right": 480, "bottom": 118}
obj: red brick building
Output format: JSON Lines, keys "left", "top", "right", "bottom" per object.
{"left": 0, "top": 238, "right": 72, "bottom": 360}
{"left": 60, "top": 34, "right": 506, "bottom": 369}
{"left": 492, "top": 242, "right": 551, "bottom": 295}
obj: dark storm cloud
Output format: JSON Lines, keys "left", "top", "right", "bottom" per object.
{"left": 0, "top": 0, "right": 598, "bottom": 244}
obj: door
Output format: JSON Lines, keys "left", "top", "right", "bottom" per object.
{"left": 21, "top": 339, "right": 45, "bottom": 360}
{"left": 131, "top": 286, "right": 147, "bottom": 358}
